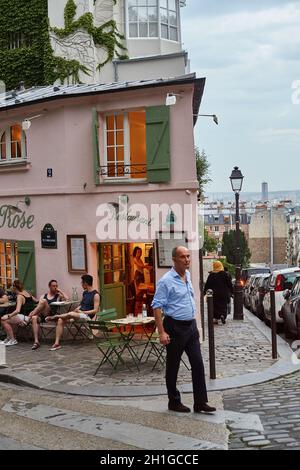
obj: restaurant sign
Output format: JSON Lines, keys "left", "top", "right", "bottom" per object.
{"left": 0, "top": 204, "right": 34, "bottom": 229}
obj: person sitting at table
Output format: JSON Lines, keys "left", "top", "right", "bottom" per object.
{"left": 28, "top": 280, "right": 69, "bottom": 351}
{"left": 0, "top": 280, "right": 38, "bottom": 346}
{"left": 45, "top": 274, "right": 100, "bottom": 351}
{"left": 0, "top": 286, "right": 9, "bottom": 305}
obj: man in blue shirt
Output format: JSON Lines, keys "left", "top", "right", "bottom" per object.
{"left": 152, "top": 246, "right": 216, "bottom": 414}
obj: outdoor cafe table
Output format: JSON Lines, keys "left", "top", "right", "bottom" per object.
{"left": 108, "top": 317, "right": 156, "bottom": 364}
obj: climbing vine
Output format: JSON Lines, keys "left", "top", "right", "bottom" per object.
{"left": 0, "top": 0, "right": 128, "bottom": 90}
{"left": 51, "top": 0, "right": 128, "bottom": 70}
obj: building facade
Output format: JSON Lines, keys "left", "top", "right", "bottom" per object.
{"left": 248, "top": 207, "right": 288, "bottom": 266}
{"left": 0, "top": 1, "right": 189, "bottom": 91}
{"left": 0, "top": 74, "right": 204, "bottom": 318}
{"left": 48, "top": 0, "right": 189, "bottom": 83}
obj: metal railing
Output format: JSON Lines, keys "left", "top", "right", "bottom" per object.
{"left": 98, "top": 163, "right": 147, "bottom": 178}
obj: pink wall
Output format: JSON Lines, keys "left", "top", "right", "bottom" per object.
{"left": 0, "top": 83, "right": 201, "bottom": 318}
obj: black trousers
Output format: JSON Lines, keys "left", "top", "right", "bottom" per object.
{"left": 163, "top": 316, "right": 208, "bottom": 406}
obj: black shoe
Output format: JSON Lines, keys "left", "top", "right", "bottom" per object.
{"left": 194, "top": 403, "right": 216, "bottom": 413}
{"left": 168, "top": 402, "right": 191, "bottom": 413}
{"left": 220, "top": 315, "right": 226, "bottom": 324}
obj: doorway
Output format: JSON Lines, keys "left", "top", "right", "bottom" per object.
{"left": 98, "top": 242, "right": 155, "bottom": 318}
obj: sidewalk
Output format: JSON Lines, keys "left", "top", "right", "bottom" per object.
{"left": 1, "top": 309, "right": 299, "bottom": 397}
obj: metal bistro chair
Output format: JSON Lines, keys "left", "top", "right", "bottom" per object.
{"left": 87, "top": 319, "right": 139, "bottom": 375}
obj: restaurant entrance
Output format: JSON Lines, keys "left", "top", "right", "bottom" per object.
{"left": 98, "top": 242, "right": 155, "bottom": 318}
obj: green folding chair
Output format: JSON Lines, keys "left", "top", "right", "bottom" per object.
{"left": 88, "top": 320, "right": 139, "bottom": 375}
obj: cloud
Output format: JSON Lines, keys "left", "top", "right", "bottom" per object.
{"left": 181, "top": 1, "right": 300, "bottom": 192}
{"left": 257, "top": 128, "right": 300, "bottom": 139}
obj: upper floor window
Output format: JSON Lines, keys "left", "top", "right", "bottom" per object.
{"left": 160, "top": 0, "right": 178, "bottom": 40}
{"left": 128, "top": 0, "right": 179, "bottom": 41}
{"left": 0, "top": 124, "right": 27, "bottom": 164}
{"left": 103, "top": 111, "right": 147, "bottom": 180}
{"left": 129, "top": 0, "right": 159, "bottom": 38}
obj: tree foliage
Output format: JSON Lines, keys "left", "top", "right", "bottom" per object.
{"left": 203, "top": 229, "right": 217, "bottom": 254}
{"left": 195, "top": 147, "right": 211, "bottom": 199}
{"left": 222, "top": 230, "right": 251, "bottom": 267}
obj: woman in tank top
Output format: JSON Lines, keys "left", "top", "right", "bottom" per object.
{"left": 0, "top": 279, "right": 38, "bottom": 346}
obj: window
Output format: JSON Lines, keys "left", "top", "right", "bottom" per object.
{"left": 128, "top": 0, "right": 159, "bottom": 38}
{"left": 0, "top": 124, "right": 27, "bottom": 164}
{"left": 128, "top": 0, "right": 179, "bottom": 41}
{"left": 0, "top": 241, "right": 18, "bottom": 290}
{"left": 160, "top": 0, "right": 178, "bottom": 41}
{"left": 8, "top": 32, "right": 31, "bottom": 50}
{"left": 103, "top": 111, "right": 147, "bottom": 179}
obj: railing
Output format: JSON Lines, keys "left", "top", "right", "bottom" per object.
{"left": 98, "top": 163, "right": 147, "bottom": 178}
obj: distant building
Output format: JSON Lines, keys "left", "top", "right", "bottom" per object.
{"left": 203, "top": 201, "right": 250, "bottom": 253}
{"left": 249, "top": 207, "right": 288, "bottom": 266}
{"left": 261, "top": 182, "right": 269, "bottom": 203}
{"left": 286, "top": 208, "right": 300, "bottom": 266}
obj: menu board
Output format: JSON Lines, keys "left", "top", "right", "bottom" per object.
{"left": 156, "top": 232, "right": 188, "bottom": 268}
{"left": 67, "top": 235, "right": 87, "bottom": 273}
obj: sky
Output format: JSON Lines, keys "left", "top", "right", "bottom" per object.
{"left": 181, "top": 0, "right": 300, "bottom": 193}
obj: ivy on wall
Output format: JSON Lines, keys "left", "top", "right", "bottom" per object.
{"left": 0, "top": 0, "right": 128, "bottom": 90}
{"left": 0, "top": 0, "right": 49, "bottom": 90}
{"left": 52, "top": 0, "right": 128, "bottom": 70}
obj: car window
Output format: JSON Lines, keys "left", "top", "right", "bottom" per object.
{"left": 283, "top": 272, "right": 300, "bottom": 287}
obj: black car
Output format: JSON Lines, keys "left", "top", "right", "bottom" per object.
{"left": 279, "top": 277, "right": 300, "bottom": 339}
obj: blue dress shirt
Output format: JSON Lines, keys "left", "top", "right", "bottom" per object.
{"left": 151, "top": 268, "right": 196, "bottom": 321}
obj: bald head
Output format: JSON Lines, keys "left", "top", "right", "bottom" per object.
{"left": 172, "top": 246, "right": 190, "bottom": 275}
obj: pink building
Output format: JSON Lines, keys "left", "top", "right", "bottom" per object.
{"left": 0, "top": 74, "right": 205, "bottom": 318}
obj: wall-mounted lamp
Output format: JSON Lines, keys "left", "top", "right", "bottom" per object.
{"left": 193, "top": 113, "right": 219, "bottom": 125}
{"left": 8, "top": 196, "right": 31, "bottom": 214}
{"left": 166, "top": 93, "right": 182, "bottom": 106}
{"left": 22, "top": 114, "right": 44, "bottom": 131}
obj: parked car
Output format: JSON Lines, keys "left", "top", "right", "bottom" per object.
{"left": 249, "top": 274, "right": 271, "bottom": 320}
{"left": 279, "top": 276, "right": 300, "bottom": 339}
{"left": 263, "top": 268, "right": 300, "bottom": 323}
{"left": 241, "top": 267, "right": 271, "bottom": 287}
{"left": 243, "top": 275, "right": 257, "bottom": 310}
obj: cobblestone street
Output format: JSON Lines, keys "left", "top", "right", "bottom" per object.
{"left": 2, "top": 313, "right": 276, "bottom": 390}
{"left": 224, "top": 372, "right": 300, "bottom": 450}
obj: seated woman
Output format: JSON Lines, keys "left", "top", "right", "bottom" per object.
{"left": 0, "top": 280, "right": 38, "bottom": 346}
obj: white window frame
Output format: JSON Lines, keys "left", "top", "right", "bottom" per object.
{"left": 0, "top": 240, "right": 18, "bottom": 291}
{"left": 126, "top": 0, "right": 180, "bottom": 42}
{"left": 103, "top": 112, "right": 131, "bottom": 180}
{"left": 0, "top": 124, "right": 27, "bottom": 165}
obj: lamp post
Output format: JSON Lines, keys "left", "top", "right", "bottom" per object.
{"left": 230, "top": 166, "right": 244, "bottom": 320}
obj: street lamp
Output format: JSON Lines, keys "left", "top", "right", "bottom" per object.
{"left": 230, "top": 166, "right": 244, "bottom": 320}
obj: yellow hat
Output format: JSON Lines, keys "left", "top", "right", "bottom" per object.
{"left": 213, "top": 261, "right": 224, "bottom": 273}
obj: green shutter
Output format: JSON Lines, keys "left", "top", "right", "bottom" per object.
{"left": 17, "top": 241, "right": 36, "bottom": 296}
{"left": 92, "top": 108, "right": 100, "bottom": 185}
{"left": 146, "top": 105, "right": 171, "bottom": 183}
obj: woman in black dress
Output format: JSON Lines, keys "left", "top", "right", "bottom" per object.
{"left": 204, "top": 261, "right": 233, "bottom": 325}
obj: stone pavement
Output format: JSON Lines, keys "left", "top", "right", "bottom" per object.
{"left": 224, "top": 371, "right": 300, "bottom": 450}
{"left": 0, "top": 309, "right": 298, "bottom": 397}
